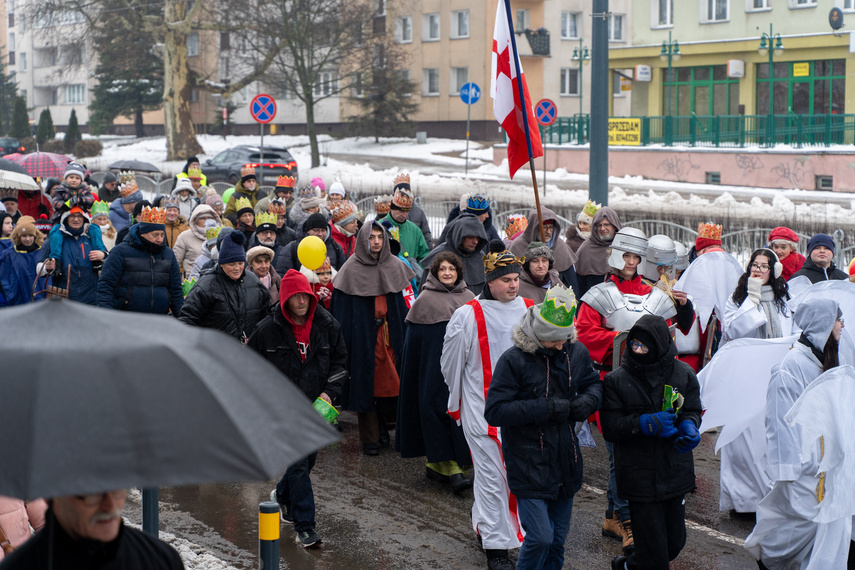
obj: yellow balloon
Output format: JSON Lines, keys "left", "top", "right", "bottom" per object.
{"left": 297, "top": 235, "right": 327, "bottom": 271}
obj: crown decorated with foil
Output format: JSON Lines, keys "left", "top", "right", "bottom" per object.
{"left": 161, "top": 196, "right": 180, "bottom": 210}
{"left": 187, "top": 167, "right": 203, "bottom": 180}
{"left": 276, "top": 175, "right": 296, "bottom": 188}
{"left": 388, "top": 225, "right": 401, "bottom": 242}
{"left": 391, "top": 188, "right": 414, "bottom": 211}
{"left": 506, "top": 214, "right": 528, "bottom": 237}
{"left": 0, "top": 188, "right": 17, "bottom": 201}
{"left": 582, "top": 200, "right": 602, "bottom": 218}
{"left": 182, "top": 278, "right": 197, "bottom": 297}
{"left": 539, "top": 284, "right": 578, "bottom": 329}
{"left": 118, "top": 171, "right": 136, "bottom": 184}
{"left": 331, "top": 202, "right": 356, "bottom": 224}
{"left": 268, "top": 199, "right": 287, "bottom": 215}
{"left": 205, "top": 225, "right": 222, "bottom": 241}
{"left": 235, "top": 196, "right": 253, "bottom": 212}
{"left": 255, "top": 211, "right": 277, "bottom": 227}
{"left": 467, "top": 195, "right": 489, "bottom": 212}
{"left": 483, "top": 249, "right": 525, "bottom": 274}
{"left": 374, "top": 194, "right": 392, "bottom": 215}
{"left": 240, "top": 166, "right": 256, "bottom": 178}
{"left": 697, "top": 222, "right": 722, "bottom": 241}
{"left": 90, "top": 201, "right": 110, "bottom": 216}
{"left": 119, "top": 179, "right": 139, "bottom": 198}
{"left": 140, "top": 206, "right": 166, "bottom": 224}
{"left": 393, "top": 172, "right": 410, "bottom": 190}
{"left": 298, "top": 185, "right": 319, "bottom": 200}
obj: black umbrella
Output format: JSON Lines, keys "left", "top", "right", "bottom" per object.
{"left": 108, "top": 159, "right": 162, "bottom": 174}
{"left": 0, "top": 157, "right": 29, "bottom": 176}
{"left": 0, "top": 299, "right": 339, "bottom": 500}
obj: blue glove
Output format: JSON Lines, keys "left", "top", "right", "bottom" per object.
{"left": 674, "top": 420, "right": 701, "bottom": 453}
{"left": 639, "top": 409, "right": 678, "bottom": 438}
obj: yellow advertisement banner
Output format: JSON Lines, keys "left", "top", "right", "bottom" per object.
{"left": 608, "top": 118, "right": 641, "bottom": 146}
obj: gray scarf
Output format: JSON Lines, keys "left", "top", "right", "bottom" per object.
{"left": 759, "top": 285, "right": 783, "bottom": 339}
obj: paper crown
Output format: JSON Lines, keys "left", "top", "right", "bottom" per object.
{"left": 276, "top": 175, "right": 296, "bottom": 188}
{"left": 235, "top": 196, "right": 253, "bottom": 213}
{"left": 374, "top": 194, "right": 392, "bottom": 215}
{"left": 118, "top": 171, "right": 136, "bottom": 184}
{"left": 393, "top": 172, "right": 410, "bottom": 190}
{"left": 182, "top": 278, "right": 197, "bottom": 297}
{"left": 392, "top": 188, "right": 414, "bottom": 211}
{"left": 388, "top": 225, "right": 401, "bottom": 243}
{"left": 90, "top": 201, "right": 110, "bottom": 217}
{"left": 268, "top": 199, "right": 287, "bottom": 215}
{"left": 318, "top": 257, "right": 332, "bottom": 272}
{"left": 483, "top": 249, "right": 525, "bottom": 275}
{"left": 205, "top": 225, "right": 222, "bottom": 241}
{"left": 467, "top": 195, "right": 489, "bottom": 212}
{"left": 697, "top": 222, "right": 723, "bottom": 241}
{"left": 255, "top": 211, "right": 277, "bottom": 228}
{"left": 539, "top": 284, "right": 578, "bottom": 329}
{"left": 582, "top": 200, "right": 602, "bottom": 219}
{"left": 298, "top": 185, "right": 319, "bottom": 200}
{"left": 187, "top": 167, "right": 203, "bottom": 180}
{"left": 331, "top": 202, "right": 356, "bottom": 224}
{"left": 240, "top": 166, "right": 256, "bottom": 178}
{"left": 161, "top": 196, "right": 180, "bottom": 210}
{"left": 119, "top": 180, "right": 139, "bottom": 198}
{"left": 0, "top": 189, "right": 17, "bottom": 201}
{"left": 140, "top": 206, "right": 166, "bottom": 224}
{"left": 506, "top": 214, "right": 528, "bottom": 237}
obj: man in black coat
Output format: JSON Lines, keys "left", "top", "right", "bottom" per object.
{"left": 485, "top": 284, "right": 602, "bottom": 570}
{"left": 601, "top": 315, "right": 702, "bottom": 570}
{"left": 97, "top": 208, "right": 183, "bottom": 316}
{"left": 790, "top": 233, "right": 848, "bottom": 283}
{"left": 248, "top": 269, "right": 347, "bottom": 549}
{"left": 0, "top": 491, "right": 183, "bottom": 569}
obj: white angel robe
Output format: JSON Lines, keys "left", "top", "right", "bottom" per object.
{"left": 442, "top": 295, "right": 532, "bottom": 550}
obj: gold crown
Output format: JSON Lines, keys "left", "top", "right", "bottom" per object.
{"left": 484, "top": 250, "right": 525, "bottom": 274}
{"left": 506, "top": 214, "right": 528, "bottom": 237}
{"left": 374, "top": 194, "right": 392, "bottom": 215}
{"left": 392, "top": 188, "right": 414, "bottom": 211}
{"left": 331, "top": 202, "right": 356, "bottom": 224}
{"left": 299, "top": 185, "right": 318, "bottom": 199}
{"left": 235, "top": 196, "right": 253, "bottom": 212}
{"left": 276, "top": 175, "right": 296, "bottom": 188}
{"left": 697, "top": 222, "right": 722, "bottom": 241}
{"left": 582, "top": 200, "right": 602, "bottom": 218}
{"left": 140, "top": 207, "right": 166, "bottom": 224}
{"left": 119, "top": 180, "right": 139, "bottom": 198}
{"left": 187, "top": 167, "right": 203, "bottom": 180}
{"left": 268, "top": 199, "right": 287, "bottom": 215}
{"left": 240, "top": 166, "right": 256, "bottom": 178}
{"left": 255, "top": 211, "right": 277, "bottom": 227}
{"left": 393, "top": 173, "right": 410, "bottom": 189}
{"left": 118, "top": 170, "right": 136, "bottom": 184}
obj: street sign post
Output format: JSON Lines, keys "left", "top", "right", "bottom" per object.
{"left": 459, "top": 82, "right": 481, "bottom": 176}
{"left": 535, "top": 99, "right": 557, "bottom": 193}
{"left": 250, "top": 94, "right": 277, "bottom": 185}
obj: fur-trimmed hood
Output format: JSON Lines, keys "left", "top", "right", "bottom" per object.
{"left": 512, "top": 323, "right": 577, "bottom": 354}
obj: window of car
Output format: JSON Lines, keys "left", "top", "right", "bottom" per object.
{"left": 210, "top": 150, "right": 230, "bottom": 164}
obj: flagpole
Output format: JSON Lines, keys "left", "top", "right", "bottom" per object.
{"left": 502, "top": 0, "right": 546, "bottom": 244}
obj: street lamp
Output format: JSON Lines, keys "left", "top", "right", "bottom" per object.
{"left": 571, "top": 39, "right": 590, "bottom": 116}
{"left": 659, "top": 31, "right": 681, "bottom": 117}
{"left": 758, "top": 24, "right": 784, "bottom": 146}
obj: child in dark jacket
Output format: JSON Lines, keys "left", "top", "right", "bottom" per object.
{"left": 601, "top": 314, "right": 703, "bottom": 570}
{"left": 51, "top": 162, "right": 95, "bottom": 222}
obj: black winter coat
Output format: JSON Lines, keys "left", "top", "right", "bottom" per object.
{"left": 790, "top": 257, "right": 848, "bottom": 283}
{"left": 179, "top": 265, "right": 270, "bottom": 341}
{"left": 248, "top": 305, "right": 348, "bottom": 403}
{"left": 485, "top": 330, "right": 602, "bottom": 500}
{"left": 601, "top": 318, "right": 703, "bottom": 502}
{"left": 97, "top": 226, "right": 184, "bottom": 315}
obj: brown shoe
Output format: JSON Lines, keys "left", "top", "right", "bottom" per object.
{"left": 620, "top": 519, "right": 634, "bottom": 554}
{"left": 602, "top": 511, "right": 623, "bottom": 540}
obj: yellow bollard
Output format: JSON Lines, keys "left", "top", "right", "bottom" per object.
{"left": 259, "top": 501, "right": 279, "bottom": 568}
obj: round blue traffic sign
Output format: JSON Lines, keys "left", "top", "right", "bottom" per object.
{"left": 250, "top": 94, "right": 277, "bottom": 124}
{"left": 535, "top": 99, "right": 557, "bottom": 126}
{"left": 460, "top": 82, "right": 481, "bottom": 105}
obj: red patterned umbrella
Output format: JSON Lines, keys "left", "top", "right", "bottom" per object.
{"left": 10, "top": 152, "right": 77, "bottom": 180}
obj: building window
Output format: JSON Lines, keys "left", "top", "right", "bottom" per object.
{"left": 560, "top": 68, "right": 579, "bottom": 96}
{"left": 663, "top": 65, "right": 740, "bottom": 115}
{"left": 422, "top": 68, "right": 439, "bottom": 96}
{"left": 608, "top": 14, "right": 625, "bottom": 41}
{"left": 400, "top": 69, "right": 412, "bottom": 97}
{"left": 8, "top": 13, "right": 13, "bottom": 27}
{"left": 8, "top": 33, "right": 14, "bottom": 52}
{"left": 351, "top": 72, "right": 364, "bottom": 98}
{"left": 703, "top": 0, "right": 729, "bottom": 22}
{"left": 423, "top": 13, "right": 440, "bottom": 41}
{"left": 18, "top": 52, "right": 25, "bottom": 71}
{"left": 613, "top": 72, "right": 623, "bottom": 97}
{"left": 450, "top": 10, "right": 469, "bottom": 39}
{"left": 450, "top": 67, "right": 468, "bottom": 95}
{"left": 756, "top": 59, "right": 845, "bottom": 116}
{"left": 34, "top": 47, "right": 56, "bottom": 68}
{"left": 748, "top": 0, "right": 770, "bottom": 9}
{"left": 60, "top": 45, "right": 82, "bottom": 65}
{"left": 515, "top": 9, "right": 529, "bottom": 33}
{"left": 561, "top": 12, "right": 579, "bottom": 39}
{"left": 395, "top": 16, "right": 412, "bottom": 43}
{"left": 189, "top": 89, "right": 199, "bottom": 102}
{"left": 313, "top": 71, "right": 338, "bottom": 97}
{"left": 790, "top": 0, "right": 816, "bottom": 7}
{"left": 7, "top": 52, "right": 14, "bottom": 65}
{"left": 654, "top": 0, "right": 673, "bottom": 26}
{"left": 187, "top": 33, "right": 199, "bottom": 57}
{"left": 843, "top": 0, "right": 855, "bottom": 11}
{"left": 64, "top": 84, "right": 86, "bottom": 105}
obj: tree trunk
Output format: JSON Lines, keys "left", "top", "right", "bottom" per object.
{"left": 162, "top": 7, "right": 203, "bottom": 161}
{"left": 304, "top": 92, "right": 320, "bottom": 168}
{"left": 134, "top": 107, "right": 145, "bottom": 138}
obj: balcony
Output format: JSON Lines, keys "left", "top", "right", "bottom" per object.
{"left": 524, "top": 28, "right": 550, "bottom": 56}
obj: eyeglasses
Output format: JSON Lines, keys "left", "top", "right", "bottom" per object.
{"left": 628, "top": 340, "right": 649, "bottom": 353}
{"left": 74, "top": 490, "right": 127, "bottom": 506}
{"left": 595, "top": 223, "right": 613, "bottom": 229}
{"left": 750, "top": 263, "right": 770, "bottom": 272}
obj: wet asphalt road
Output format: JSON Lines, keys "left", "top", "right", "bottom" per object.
{"left": 122, "top": 413, "right": 760, "bottom": 569}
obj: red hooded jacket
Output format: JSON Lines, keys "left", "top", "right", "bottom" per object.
{"left": 279, "top": 269, "right": 318, "bottom": 361}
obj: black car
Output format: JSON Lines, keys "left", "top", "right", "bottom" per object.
{"left": 0, "top": 137, "right": 25, "bottom": 155}
{"left": 201, "top": 145, "right": 298, "bottom": 185}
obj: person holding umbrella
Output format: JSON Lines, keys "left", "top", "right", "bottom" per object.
{"left": 249, "top": 269, "right": 348, "bottom": 549}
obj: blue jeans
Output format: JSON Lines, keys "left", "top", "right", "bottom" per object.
{"left": 606, "top": 441, "right": 629, "bottom": 520}
{"left": 516, "top": 497, "right": 573, "bottom": 570}
{"left": 275, "top": 452, "right": 317, "bottom": 532}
